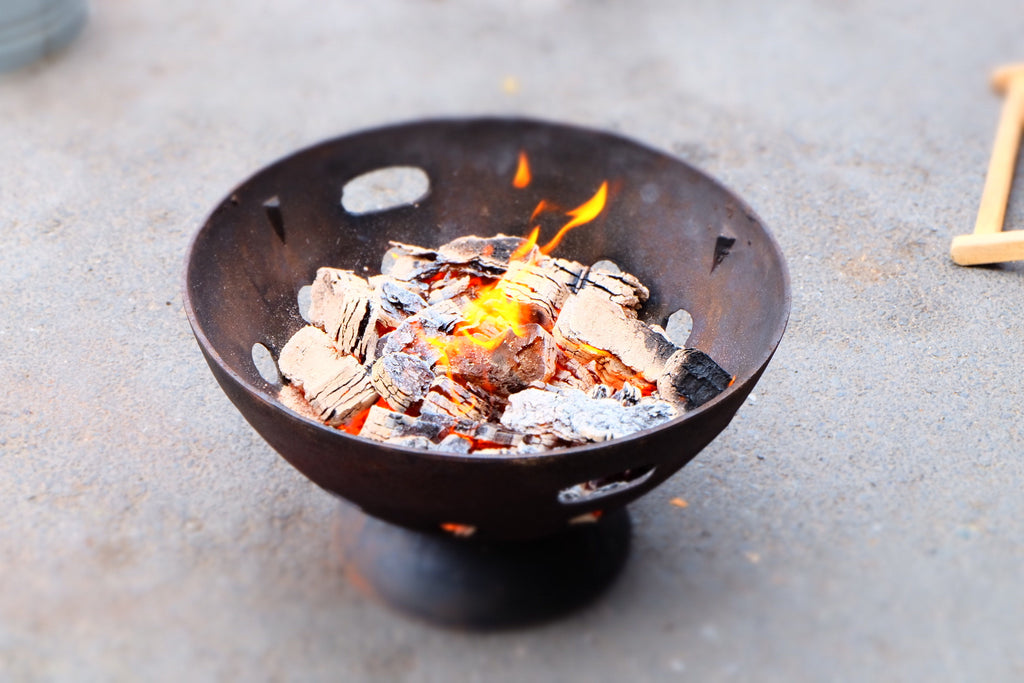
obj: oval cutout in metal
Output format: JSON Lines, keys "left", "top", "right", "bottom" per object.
{"left": 557, "top": 465, "right": 656, "bottom": 504}
{"left": 251, "top": 343, "right": 282, "bottom": 386}
{"left": 664, "top": 308, "right": 693, "bottom": 347}
{"left": 341, "top": 166, "right": 430, "bottom": 215}
{"left": 297, "top": 285, "right": 312, "bottom": 323}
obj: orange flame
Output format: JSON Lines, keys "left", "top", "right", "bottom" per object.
{"left": 540, "top": 181, "right": 608, "bottom": 254}
{"left": 450, "top": 280, "right": 533, "bottom": 349}
{"left": 424, "top": 163, "right": 611, "bottom": 370}
{"left": 513, "top": 151, "right": 531, "bottom": 188}
{"left": 509, "top": 225, "right": 540, "bottom": 262}
{"left": 530, "top": 199, "right": 554, "bottom": 222}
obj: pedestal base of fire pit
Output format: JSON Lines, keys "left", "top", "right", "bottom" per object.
{"left": 335, "top": 502, "right": 632, "bottom": 629}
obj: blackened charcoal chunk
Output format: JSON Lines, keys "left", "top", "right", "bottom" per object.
{"left": 657, "top": 349, "right": 731, "bottom": 409}
{"left": 438, "top": 234, "right": 535, "bottom": 266}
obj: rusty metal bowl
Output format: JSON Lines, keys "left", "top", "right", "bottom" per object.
{"left": 183, "top": 118, "right": 789, "bottom": 626}
{"left": 183, "top": 117, "right": 789, "bottom": 540}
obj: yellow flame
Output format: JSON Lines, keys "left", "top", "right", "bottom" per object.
{"left": 452, "top": 283, "right": 531, "bottom": 348}
{"left": 513, "top": 151, "right": 531, "bottom": 188}
{"left": 509, "top": 225, "right": 540, "bottom": 262}
{"left": 540, "top": 181, "right": 608, "bottom": 255}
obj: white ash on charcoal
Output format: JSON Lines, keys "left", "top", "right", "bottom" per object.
{"left": 376, "top": 320, "right": 446, "bottom": 367}
{"left": 383, "top": 234, "right": 537, "bottom": 283}
{"left": 386, "top": 434, "right": 474, "bottom": 454}
{"left": 427, "top": 274, "right": 473, "bottom": 305}
{"left": 277, "top": 325, "right": 378, "bottom": 426}
{"left": 380, "top": 242, "right": 442, "bottom": 282}
{"left": 370, "top": 352, "right": 434, "bottom": 412}
{"left": 357, "top": 400, "right": 552, "bottom": 453}
{"left": 553, "top": 287, "right": 679, "bottom": 384}
{"left": 368, "top": 275, "right": 427, "bottom": 328}
{"left": 277, "top": 383, "right": 320, "bottom": 422}
{"left": 358, "top": 404, "right": 460, "bottom": 442}
{"left": 577, "top": 260, "right": 649, "bottom": 311}
{"left": 472, "top": 422, "right": 559, "bottom": 449}
{"left": 276, "top": 232, "right": 731, "bottom": 453}
{"left": 500, "top": 383, "right": 678, "bottom": 443}
{"left": 308, "top": 267, "right": 379, "bottom": 360}
{"left": 376, "top": 296, "right": 470, "bottom": 365}
{"left": 543, "top": 257, "right": 588, "bottom": 291}
{"left": 437, "top": 234, "right": 538, "bottom": 275}
{"left": 589, "top": 381, "right": 643, "bottom": 405}
{"left": 419, "top": 375, "right": 494, "bottom": 422}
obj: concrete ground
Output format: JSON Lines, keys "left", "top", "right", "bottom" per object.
{"left": 3, "top": 1, "right": 1023, "bottom": 680}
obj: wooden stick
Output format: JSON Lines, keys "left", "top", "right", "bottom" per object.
{"left": 951, "top": 64, "right": 1024, "bottom": 265}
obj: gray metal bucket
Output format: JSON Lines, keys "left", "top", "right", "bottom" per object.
{"left": 0, "top": 0, "right": 87, "bottom": 72}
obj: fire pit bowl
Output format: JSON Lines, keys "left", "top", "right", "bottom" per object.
{"left": 183, "top": 118, "right": 789, "bottom": 626}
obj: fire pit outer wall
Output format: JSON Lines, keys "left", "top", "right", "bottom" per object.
{"left": 184, "top": 118, "right": 790, "bottom": 541}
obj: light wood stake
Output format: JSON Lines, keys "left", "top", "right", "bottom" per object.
{"left": 951, "top": 64, "right": 1024, "bottom": 266}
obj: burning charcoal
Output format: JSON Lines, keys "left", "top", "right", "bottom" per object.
{"left": 578, "top": 261, "right": 649, "bottom": 312}
{"left": 554, "top": 288, "right": 679, "bottom": 383}
{"left": 656, "top": 348, "right": 732, "bottom": 409}
{"left": 414, "top": 297, "right": 467, "bottom": 333}
{"left": 468, "top": 422, "right": 558, "bottom": 449}
{"left": 282, "top": 230, "right": 730, "bottom": 453}
{"left": 501, "top": 384, "right": 678, "bottom": 444}
{"left": 381, "top": 242, "right": 442, "bottom": 282}
{"left": 436, "top": 433, "right": 473, "bottom": 454}
{"left": 468, "top": 424, "right": 557, "bottom": 451}
{"left": 541, "top": 256, "right": 588, "bottom": 291}
{"left": 358, "top": 405, "right": 455, "bottom": 442}
{"left": 498, "top": 260, "right": 570, "bottom": 328}
{"left": 386, "top": 235, "right": 532, "bottom": 284}
{"left": 437, "top": 234, "right": 537, "bottom": 274}
{"left": 548, "top": 356, "right": 601, "bottom": 393}
{"left": 444, "top": 323, "right": 558, "bottom": 396}
{"left": 308, "top": 268, "right": 377, "bottom": 360}
{"left": 370, "top": 352, "right": 434, "bottom": 412}
{"left": 379, "top": 320, "right": 445, "bottom": 367}
{"left": 277, "top": 325, "right": 379, "bottom": 426}
{"left": 472, "top": 422, "right": 526, "bottom": 448}
{"left": 614, "top": 382, "right": 642, "bottom": 406}
{"left": 370, "top": 275, "right": 427, "bottom": 328}
{"left": 277, "top": 383, "right": 319, "bottom": 422}
{"left": 427, "top": 274, "right": 472, "bottom": 304}
{"left": 420, "top": 375, "right": 493, "bottom": 422}
{"left": 387, "top": 435, "right": 435, "bottom": 450}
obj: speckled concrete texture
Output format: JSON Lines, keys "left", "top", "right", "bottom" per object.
{"left": 3, "top": 1, "right": 1023, "bottom": 680}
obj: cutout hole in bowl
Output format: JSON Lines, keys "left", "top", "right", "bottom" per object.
{"left": 297, "top": 284, "right": 312, "bottom": 322}
{"left": 663, "top": 308, "right": 693, "bottom": 346}
{"left": 557, "top": 465, "right": 656, "bottom": 504}
{"left": 341, "top": 166, "right": 430, "bottom": 215}
{"left": 251, "top": 343, "right": 282, "bottom": 386}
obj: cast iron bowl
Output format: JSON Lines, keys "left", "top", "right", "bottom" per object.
{"left": 183, "top": 117, "right": 790, "bottom": 540}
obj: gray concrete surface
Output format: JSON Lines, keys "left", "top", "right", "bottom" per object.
{"left": 3, "top": 1, "right": 1023, "bottom": 680}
